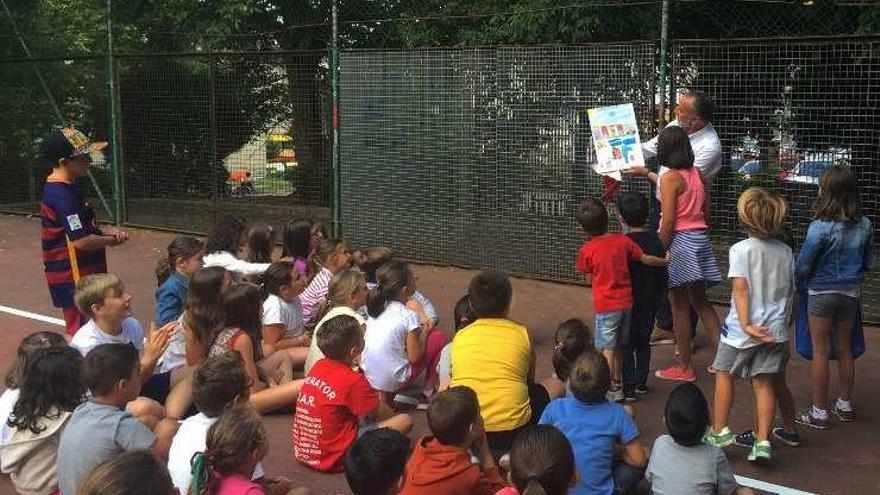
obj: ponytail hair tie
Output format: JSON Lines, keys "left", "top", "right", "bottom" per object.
{"left": 524, "top": 474, "right": 543, "bottom": 484}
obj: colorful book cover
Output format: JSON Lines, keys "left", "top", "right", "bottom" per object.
{"left": 587, "top": 103, "right": 645, "bottom": 176}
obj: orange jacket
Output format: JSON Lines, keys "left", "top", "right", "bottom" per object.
{"left": 398, "top": 436, "right": 507, "bottom": 495}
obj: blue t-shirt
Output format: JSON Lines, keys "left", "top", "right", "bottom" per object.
{"left": 539, "top": 397, "right": 640, "bottom": 495}
{"left": 155, "top": 271, "right": 189, "bottom": 326}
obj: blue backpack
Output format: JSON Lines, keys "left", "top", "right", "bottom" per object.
{"left": 794, "top": 287, "right": 866, "bottom": 360}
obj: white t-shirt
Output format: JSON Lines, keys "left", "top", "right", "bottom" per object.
{"left": 722, "top": 238, "right": 795, "bottom": 349}
{"left": 167, "top": 413, "right": 264, "bottom": 494}
{"left": 642, "top": 121, "right": 723, "bottom": 198}
{"left": 71, "top": 317, "right": 145, "bottom": 357}
{"left": 203, "top": 251, "right": 270, "bottom": 281}
{"left": 361, "top": 301, "right": 421, "bottom": 392}
{"left": 262, "top": 294, "right": 305, "bottom": 339}
{"left": 303, "top": 306, "right": 366, "bottom": 375}
{"left": 0, "top": 388, "right": 20, "bottom": 442}
{"left": 157, "top": 313, "right": 186, "bottom": 374}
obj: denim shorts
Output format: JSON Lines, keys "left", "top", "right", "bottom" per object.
{"left": 594, "top": 309, "right": 631, "bottom": 350}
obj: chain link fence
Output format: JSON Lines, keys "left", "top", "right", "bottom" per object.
{"left": 340, "top": 44, "right": 657, "bottom": 280}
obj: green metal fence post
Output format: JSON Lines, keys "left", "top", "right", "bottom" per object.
{"left": 330, "top": 0, "right": 341, "bottom": 238}
{"left": 107, "top": 0, "right": 124, "bottom": 225}
{"left": 658, "top": 0, "right": 670, "bottom": 127}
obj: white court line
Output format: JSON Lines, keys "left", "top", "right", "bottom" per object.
{"left": 0, "top": 306, "right": 833, "bottom": 495}
{"left": 736, "top": 475, "right": 820, "bottom": 495}
{"left": 0, "top": 305, "right": 65, "bottom": 326}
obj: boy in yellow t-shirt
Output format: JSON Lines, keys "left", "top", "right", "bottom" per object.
{"left": 450, "top": 269, "right": 563, "bottom": 452}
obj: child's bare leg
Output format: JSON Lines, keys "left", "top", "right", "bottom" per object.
{"left": 736, "top": 488, "right": 757, "bottom": 495}
{"left": 377, "top": 413, "right": 413, "bottom": 436}
{"left": 752, "top": 375, "right": 776, "bottom": 442}
{"left": 611, "top": 348, "right": 623, "bottom": 386}
{"left": 808, "top": 316, "right": 833, "bottom": 408}
{"left": 773, "top": 373, "right": 798, "bottom": 433}
{"left": 285, "top": 346, "right": 309, "bottom": 370}
{"left": 833, "top": 317, "right": 855, "bottom": 401}
{"left": 152, "top": 417, "right": 180, "bottom": 461}
{"left": 164, "top": 371, "right": 194, "bottom": 420}
{"left": 669, "top": 289, "right": 694, "bottom": 371}
{"left": 688, "top": 283, "right": 720, "bottom": 349}
{"left": 713, "top": 371, "right": 734, "bottom": 432}
{"left": 250, "top": 379, "right": 304, "bottom": 415}
{"left": 601, "top": 349, "right": 616, "bottom": 382}
{"left": 127, "top": 396, "right": 165, "bottom": 424}
{"left": 170, "top": 365, "right": 195, "bottom": 387}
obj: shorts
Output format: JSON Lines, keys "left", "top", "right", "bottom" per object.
{"left": 358, "top": 420, "right": 378, "bottom": 438}
{"left": 485, "top": 382, "right": 551, "bottom": 454}
{"left": 594, "top": 309, "right": 631, "bottom": 350}
{"left": 808, "top": 293, "right": 859, "bottom": 320}
{"left": 140, "top": 371, "right": 172, "bottom": 404}
{"left": 712, "top": 342, "right": 790, "bottom": 379}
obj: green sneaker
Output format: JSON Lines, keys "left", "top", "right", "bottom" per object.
{"left": 704, "top": 427, "right": 735, "bottom": 447}
{"left": 748, "top": 440, "right": 772, "bottom": 463}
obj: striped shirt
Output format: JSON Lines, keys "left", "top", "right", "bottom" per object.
{"left": 299, "top": 267, "right": 333, "bottom": 324}
{"left": 41, "top": 181, "right": 106, "bottom": 308}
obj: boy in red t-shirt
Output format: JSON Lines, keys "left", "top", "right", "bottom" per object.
{"left": 575, "top": 198, "right": 667, "bottom": 402}
{"left": 293, "top": 314, "right": 412, "bottom": 472}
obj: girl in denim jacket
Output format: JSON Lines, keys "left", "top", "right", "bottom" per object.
{"left": 796, "top": 166, "right": 874, "bottom": 429}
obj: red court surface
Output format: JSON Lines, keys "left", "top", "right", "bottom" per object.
{"left": 0, "top": 214, "right": 878, "bottom": 495}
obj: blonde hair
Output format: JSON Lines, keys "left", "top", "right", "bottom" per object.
{"left": 75, "top": 274, "right": 125, "bottom": 318}
{"left": 736, "top": 187, "right": 788, "bottom": 239}
{"left": 310, "top": 269, "right": 366, "bottom": 327}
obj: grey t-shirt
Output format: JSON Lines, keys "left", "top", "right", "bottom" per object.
{"left": 646, "top": 435, "right": 738, "bottom": 495}
{"left": 57, "top": 401, "right": 156, "bottom": 495}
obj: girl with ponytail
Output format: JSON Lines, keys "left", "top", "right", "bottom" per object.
{"left": 360, "top": 261, "right": 446, "bottom": 402}
{"left": 496, "top": 425, "right": 577, "bottom": 495}
{"left": 189, "top": 405, "right": 309, "bottom": 495}
{"left": 155, "top": 236, "right": 205, "bottom": 327}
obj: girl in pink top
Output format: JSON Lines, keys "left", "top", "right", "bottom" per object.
{"left": 655, "top": 127, "right": 723, "bottom": 383}
{"left": 190, "top": 405, "right": 309, "bottom": 495}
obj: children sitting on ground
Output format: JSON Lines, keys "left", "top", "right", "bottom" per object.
{"left": 304, "top": 269, "right": 369, "bottom": 375}
{"left": 70, "top": 273, "right": 192, "bottom": 420}
{"left": 647, "top": 383, "right": 755, "bottom": 495}
{"left": 617, "top": 191, "right": 667, "bottom": 401}
{"left": 203, "top": 215, "right": 271, "bottom": 282}
{"left": 281, "top": 218, "right": 320, "bottom": 280}
{"left": 155, "top": 235, "right": 205, "bottom": 327}
{"left": 705, "top": 188, "right": 800, "bottom": 462}
{"left": 300, "top": 239, "right": 352, "bottom": 324}
{"left": 552, "top": 318, "right": 593, "bottom": 386}
{"left": 261, "top": 261, "right": 310, "bottom": 368}
{"left": 539, "top": 351, "right": 649, "bottom": 495}
{"left": 211, "top": 283, "right": 302, "bottom": 415}
{"left": 494, "top": 425, "right": 577, "bottom": 495}
{"left": 796, "top": 166, "right": 873, "bottom": 428}
{"left": 450, "top": 269, "right": 563, "bottom": 453}
{"left": 437, "top": 295, "right": 476, "bottom": 386}
{"left": 399, "top": 386, "right": 505, "bottom": 495}
{"left": 345, "top": 428, "right": 412, "bottom": 495}
{"left": 362, "top": 261, "right": 446, "bottom": 402}
{"left": 0, "top": 331, "right": 67, "bottom": 437}
{"left": 190, "top": 405, "right": 309, "bottom": 495}
{"left": 0, "top": 347, "right": 84, "bottom": 495}
{"left": 652, "top": 127, "right": 723, "bottom": 382}
{"left": 294, "top": 314, "right": 412, "bottom": 472}
{"left": 168, "top": 353, "right": 266, "bottom": 493}
{"left": 575, "top": 198, "right": 667, "bottom": 402}
{"left": 57, "top": 343, "right": 179, "bottom": 495}
{"left": 77, "top": 451, "right": 176, "bottom": 495}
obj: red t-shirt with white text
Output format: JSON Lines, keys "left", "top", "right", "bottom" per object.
{"left": 575, "top": 234, "right": 644, "bottom": 312}
{"left": 292, "top": 358, "right": 379, "bottom": 472}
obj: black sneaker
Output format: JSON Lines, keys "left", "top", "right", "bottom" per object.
{"left": 772, "top": 428, "right": 801, "bottom": 447}
{"left": 635, "top": 384, "right": 649, "bottom": 395}
{"left": 624, "top": 389, "right": 638, "bottom": 402}
{"left": 733, "top": 430, "right": 755, "bottom": 449}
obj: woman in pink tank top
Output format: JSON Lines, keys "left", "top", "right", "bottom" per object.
{"left": 655, "top": 127, "right": 723, "bottom": 383}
